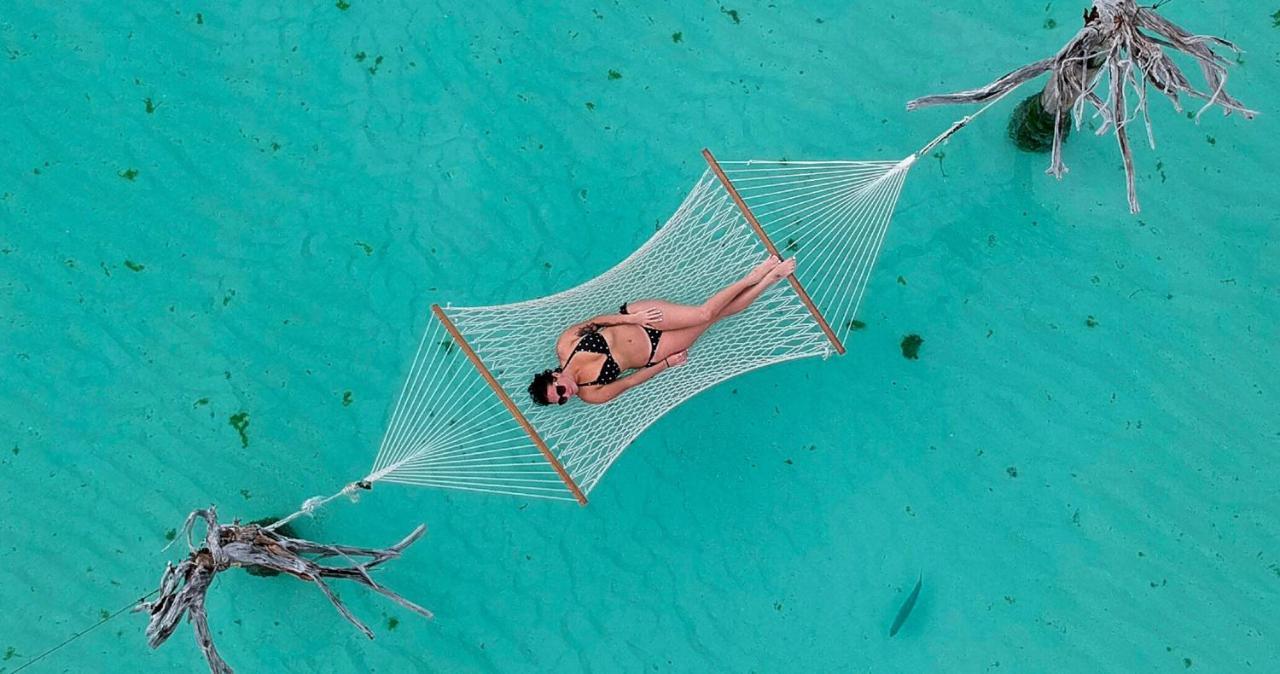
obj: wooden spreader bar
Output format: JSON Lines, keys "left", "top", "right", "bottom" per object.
{"left": 431, "top": 304, "right": 589, "bottom": 506}
{"left": 701, "top": 148, "right": 847, "bottom": 356}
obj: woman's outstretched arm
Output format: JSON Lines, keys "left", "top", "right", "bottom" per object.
{"left": 562, "top": 311, "right": 649, "bottom": 341}
{"left": 584, "top": 307, "right": 663, "bottom": 329}
{"left": 584, "top": 312, "right": 631, "bottom": 327}
{"left": 577, "top": 352, "right": 686, "bottom": 404}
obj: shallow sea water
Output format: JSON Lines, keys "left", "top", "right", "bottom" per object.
{"left": 1, "top": 1, "right": 1277, "bottom": 672}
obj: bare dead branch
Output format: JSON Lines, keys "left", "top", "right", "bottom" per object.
{"left": 907, "top": 0, "right": 1255, "bottom": 213}
{"left": 136, "top": 507, "right": 430, "bottom": 674}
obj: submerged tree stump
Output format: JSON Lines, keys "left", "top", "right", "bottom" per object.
{"left": 137, "top": 507, "right": 431, "bottom": 674}
{"left": 1008, "top": 90, "right": 1070, "bottom": 153}
{"left": 907, "top": 0, "right": 1255, "bottom": 213}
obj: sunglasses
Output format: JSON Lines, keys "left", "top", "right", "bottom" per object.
{"left": 555, "top": 385, "right": 568, "bottom": 405}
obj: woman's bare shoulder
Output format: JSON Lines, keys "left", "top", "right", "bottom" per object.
{"left": 555, "top": 327, "right": 577, "bottom": 359}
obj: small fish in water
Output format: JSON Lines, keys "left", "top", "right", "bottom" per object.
{"left": 889, "top": 574, "right": 923, "bottom": 637}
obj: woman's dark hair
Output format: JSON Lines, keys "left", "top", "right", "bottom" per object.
{"left": 528, "top": 369, "right": 557, "bottom": 406}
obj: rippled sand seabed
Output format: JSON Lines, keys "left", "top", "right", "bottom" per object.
{"left": 1, "top": 2, "right": 1276, "bottom": 672}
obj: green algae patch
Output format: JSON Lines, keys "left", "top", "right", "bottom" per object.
{"left": 4, "top": 645, "right": 18, "bottom": 660}
{"left": 245, "top": 564, "right": 278, "bottom": 578}
{"left": 721, "top": 7, "right": 741, "bottom": 24}
{"left": 336, "top": 0, "right": 351, "bottom": 10}
{"left": 195, "top": 12, "right": 203, "bottom": 24}
{"left": 194, "top": 397, "right": 209, "bottom": 408}
{"left": 124, "top": 260, "right": 144, "bottom": 272}
{"left": 900, "top": 334, "right": 923, "bottom": 359}
{"left": 1008, "top": 92, "right": 1069, "bottom": 153}
{"left": 144, "top": 97, "right": 157, "bottom": 113}
{"left": 672, "top": 32, "right": 683, "bottom": 43}
{"left": 1007, "top": 466, "right": 1018, "bottom": 478}
{"left": 847, "top": 319, "right": 866, "bottom": 331}
{"left": 164, "top": 528, "right": 177, "bottom": 541}
{"left": 355, "top": 241, "right": 373, "bottom": 255}
{"left": 342, "top": 390, "right": 354, "bottom": 407}
{"left": 10, "top": 445, "right": 18, "bottom": 456}
{"left": 607, "top": 69, "right": 622, "bottom": 80}
{"left": 387, "top": 616, "right": 400, "bottom": 630}
{"left": 439, "top": 338, "right": 455, "bottom": 353}
{"left": 229, "top": 412, "right": 250, "bottom": 448}
{"left": 1086, "top": 315, "right": 1099, "bottom": 328}
{"left": 119, "top": 168, "right": 139, "bottom": 181}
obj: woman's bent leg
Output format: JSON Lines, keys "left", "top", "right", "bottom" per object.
{"left": 713, "top": 257, "right": 796, "bottom": 319}
{"left": 649, "top": 260, "right": 796, "bottom": 361}
{"left": 626, "top": 257, "right": 779, "bottom": 329}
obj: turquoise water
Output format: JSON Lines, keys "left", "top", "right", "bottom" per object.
{"left": 2, "top": 1, "right": 1277, "bottom": 672}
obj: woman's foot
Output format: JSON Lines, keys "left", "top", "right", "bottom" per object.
{"left": 765, "top": 257, "right": 796, "bottom": 283}
{"left": 707, "top": 257, "right": 798, "bottom": 320}
{"left": 746, "top": 255, "right": 781, "bottom": 284}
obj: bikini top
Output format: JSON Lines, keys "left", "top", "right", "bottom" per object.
{"left": 560, "top": 328, "right": 620, "bottom": 386}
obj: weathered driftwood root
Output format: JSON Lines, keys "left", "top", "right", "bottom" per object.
{"left": 908, "top": 0, "right": 1255, "bottom": 213}
{"left": 136, "top": 507, "right": 430, "bottom": 674}
{"left": 242, "top": 517, "right": 299, "bottom": 576}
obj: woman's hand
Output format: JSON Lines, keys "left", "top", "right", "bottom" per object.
{"left": 628, "top": 307, "right": 663, "bottom": 325}
{"left": 665, "top": 351, "right": 688, "bottom": 367}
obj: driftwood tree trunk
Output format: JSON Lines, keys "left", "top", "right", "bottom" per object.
{"left": 136, "top": 507, "right": 431, "bottom": 674}
{"left": 1009, "top": 55, "right": 1106, "bottom": 152}
{"left": 1009, "top": 8, "right": 1108, "bottom": 153}
{"left": 908, "top": 0, "right": 1255, "bottom": 212}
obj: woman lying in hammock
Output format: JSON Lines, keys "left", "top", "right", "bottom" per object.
{"left": 528, "top": 255, "right": 796, "bottom": 405}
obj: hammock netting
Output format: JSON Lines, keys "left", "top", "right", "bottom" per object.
{"left": 367, "top": 151, "right": 915, "bottom": 503}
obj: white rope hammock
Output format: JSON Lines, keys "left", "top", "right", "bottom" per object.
{"left": 265, "top": 99, "right": 1008, "bottom": 524}
{"left": 361, "top": 150, "right": 913, "bottom": 504}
